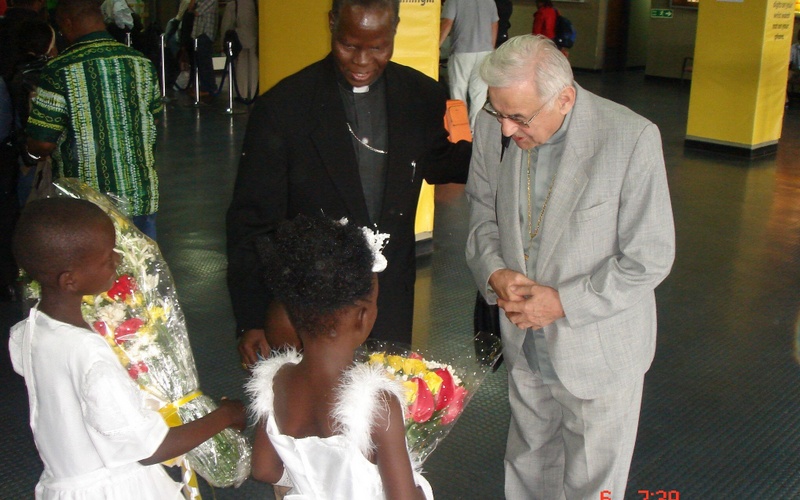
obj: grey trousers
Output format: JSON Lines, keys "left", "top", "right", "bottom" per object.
{"left": 504, "top": 360, "right": 644, "bottom": 500}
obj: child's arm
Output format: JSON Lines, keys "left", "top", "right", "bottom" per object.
{"left": 251, "top": 417, "right": 286, "bottom": 483}
{"left": 374, "top": 393, "right": 427, "bottom": 500}
{"left": 140, "top": 399, "right": 247, "bottom": 465}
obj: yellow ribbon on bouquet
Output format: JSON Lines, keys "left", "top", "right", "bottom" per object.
{"left": 159, "top": 390, "right": 204, "bottom": 500}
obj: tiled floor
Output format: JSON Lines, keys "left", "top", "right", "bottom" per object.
{"left": 1, "top": 70, "right": 800, "bottom": 499}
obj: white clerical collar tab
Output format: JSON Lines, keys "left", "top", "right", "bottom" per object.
{"left": 353, "top": 85, "right": 370, "bottom": 94}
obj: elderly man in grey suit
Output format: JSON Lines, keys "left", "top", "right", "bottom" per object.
{"left": 466, "top": 35, "right": 675, "bottom": 500}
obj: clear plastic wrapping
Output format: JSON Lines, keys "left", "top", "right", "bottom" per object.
{"left": 355, "top": 333, "right": 502, "bottom": 465}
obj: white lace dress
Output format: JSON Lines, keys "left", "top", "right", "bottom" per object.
{"left": 246, "top": 350, "right": 434, "bottom": 499}
{"left": 8, "top": 308, "right": 182, "bottom": 499}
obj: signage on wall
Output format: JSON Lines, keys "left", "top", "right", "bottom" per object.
{"left": 651, "top": 9, "right": 674, "bottom": 18}
{"left": 767, "top": 0, "right": 794, "bottom": 41}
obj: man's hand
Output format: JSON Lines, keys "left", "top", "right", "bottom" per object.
{"left": 238, "top": 328, "right": 270, "bottom": 368}
{"left": 488, "top": 268, "right": 536, "bottom": 302}
{"left": 498, "top": 283, "right": 565, "bottom": 330}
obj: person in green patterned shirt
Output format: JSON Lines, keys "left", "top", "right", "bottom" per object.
{"left": 26, "top": 0, "right": 163, "bottom": 239}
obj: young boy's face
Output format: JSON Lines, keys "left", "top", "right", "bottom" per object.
{"left": 75, "top": 220, "right": 119, "bottom": 296}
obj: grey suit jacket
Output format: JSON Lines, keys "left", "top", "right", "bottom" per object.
{"left": 466, "top": 84, "right": 675, "bottom": 399}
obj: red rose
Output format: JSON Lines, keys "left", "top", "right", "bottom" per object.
{"left": 409, "top": 377, "right": 435, "bottom": 423}
{"left": 409, "top": 352, "right": 424, "bottom": 360}
{"left": 93, "top": 321, "right": 108, "bottom": 336}
{"left": 114, "top": 318, "right": 144, "bottom": 344}
{"left": 433, "top": 368, "right": 455, "bottom": 412}
{"left": 441, "top": 386, "right": 468, "bottom": 425}
{"left": 127, "top": 361, "right": 148, "bottom": 380}
{"left": 107, "top": 275, "right": 137, "bottom": 301}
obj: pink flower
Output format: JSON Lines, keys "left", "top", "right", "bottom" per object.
{"left": 107, "top": 275, "right": 137, "bottom": 301}
{"left": 409, "top": 377, "right": 435, "bottom": 423}
{"left": 433, "top": 368, "right": 455, "bottom": 412}
{"left": 441, "top": 386, "right": 468, "bottom": 425}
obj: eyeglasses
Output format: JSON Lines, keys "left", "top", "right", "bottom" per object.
{"left": 482, "top": 97, "right": 552, "bottom": 128}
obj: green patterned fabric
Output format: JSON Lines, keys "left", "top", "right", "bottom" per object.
{"left": 27, "top": 32, "right": 163, "bottom": 216}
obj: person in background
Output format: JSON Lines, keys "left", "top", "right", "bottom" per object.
{"left": 439, "top": 0, "right": 498, "bottom": 130}
{"left": 227, "top": 0, "right": 471, "bottom": 366}
{"left": 8, "top": 19, "right": 57, "bottom": 206}
{"left": 466, "top": 35, "right": 675, "bottom": 499}
{"left": 494, "top": 0, "right": 512, "bottom": 47}
{"left": 0, "top": 0, "right": 47, "bottom": 79}
{"left": 531, "top": 0, "right": 556, "bottom": 41}
{"left": 188, "top": 0, "right": 217, "bottom": 102}
{"left": 25, "top": 0, "right": 162, "bottom": 240}
{"left": 789, "top": 28, "right": 800, "bottom": 80}
{"left": 0, "top": 76, "right": 16, "bottom": 302}
{"left": 9, "top": 197, "right": 247, "bottom": 499}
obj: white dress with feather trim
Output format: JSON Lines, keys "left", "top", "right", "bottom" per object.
{"left": 246, "top": 350, "right": 434, "bottom": 499}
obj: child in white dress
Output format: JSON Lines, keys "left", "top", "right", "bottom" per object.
{"left": 246, "top": 214, "right": 434, "bottom": 499}
{"left": 8, "top": 198, "right": 247, "bottom": 499}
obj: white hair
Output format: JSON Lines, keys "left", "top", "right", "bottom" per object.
{"left": 480, "top": 35, "right": 574, "bottom": 105}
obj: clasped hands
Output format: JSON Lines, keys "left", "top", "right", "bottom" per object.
{"left": 488, "top": 269, "right": 565, "bottom": 330}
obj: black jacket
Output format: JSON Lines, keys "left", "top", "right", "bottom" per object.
{"left": 226, "top": 54, "right": 471, "bottom": 343}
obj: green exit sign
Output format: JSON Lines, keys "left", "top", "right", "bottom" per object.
{"left": 651, "top": 9, "right": 674, "bottom": 18}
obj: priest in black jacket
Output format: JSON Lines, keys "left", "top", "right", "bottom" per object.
{"left": 227, "top": 0, "right": 472, "bottom": 365}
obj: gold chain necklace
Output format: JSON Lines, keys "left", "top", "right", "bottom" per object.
{"left": 525, "top": 149, "right": 557, "bottom": 261}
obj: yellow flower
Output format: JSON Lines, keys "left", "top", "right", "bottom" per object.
{"left": 148, "top": 306, "right": 166, "bottom": 324}
{"left": 402, "top": 358, "right": 427, "bottom": 377}
{"left": 369, "top": 352, "right": 386, "bottom": 365}
{"left": 130, "top": 292, "right": 145, "bottom": 308}
{"left": 403, "top": 380, "right": 418, "bottom": 404}
{"left": 82, "top": 295, "right": 94, "bottom": 305}
{"left": 423, "top": 371, "right": 443, "bottom": 395}
{"left": 387, "top": 355, "right": 405, "bottom": 372}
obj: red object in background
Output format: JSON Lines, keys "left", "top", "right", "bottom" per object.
{"left": 0, "top": 0, "right": 7, "bottom": 16}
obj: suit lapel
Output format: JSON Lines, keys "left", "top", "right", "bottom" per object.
{"left": 536, "top": 85, "right": 593, "bottom": 275}
{"left": 498, "top": 144, "right": 527, "bottom": 274}
{"left": 309, "top": 56, "right": 371, "bottom": 225}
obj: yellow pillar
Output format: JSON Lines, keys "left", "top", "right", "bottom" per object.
{"left": 257, "top": 0, "right": 442, "bottom": 236}
{"left": 685, "top": 0, "right": 794, "bottom": 157}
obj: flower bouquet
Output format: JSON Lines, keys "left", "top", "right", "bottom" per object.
{"left": 28, "top": 179, "right": 251, "bottom": 493}
{"left": 356, "top": 333, "right": 502, "bottom": 465}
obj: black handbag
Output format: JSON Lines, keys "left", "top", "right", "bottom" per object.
{"left": 473, "top": 291, "right": 504, "bottom": 371}
{"left": 223, "top": 29, "right": 242, "bottom": 59}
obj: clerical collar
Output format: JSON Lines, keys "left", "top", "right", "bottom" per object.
{"left": 335, "top": 67, "right": 386, "bottom": 94}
